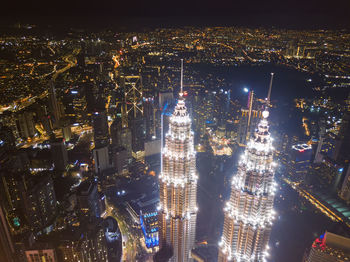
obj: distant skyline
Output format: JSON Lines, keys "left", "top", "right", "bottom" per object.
{"left": 2, "top": 0, "right": 350, "bottom": 30}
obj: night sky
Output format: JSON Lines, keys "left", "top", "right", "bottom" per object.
{"left": 2, "top": 0, "right": 350, "bottom": 29}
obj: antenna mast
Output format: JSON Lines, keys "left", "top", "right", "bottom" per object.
{"left": 267, "top": 72, "right": 274, "bottom": 105}
{"left": 180, "top": 59, "right": 184, "bottom": 96}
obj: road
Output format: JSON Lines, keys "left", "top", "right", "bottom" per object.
{"left": 52, "top": 48, "right": 79, "bottom": 81}
{"left": 19, "top": 125, "right": 92, "bottom": 149}
{"left": 105, "top": 194, "right": 156, "bottom": 262}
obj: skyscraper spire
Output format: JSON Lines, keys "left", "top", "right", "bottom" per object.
{"left": 180, "top": 59, "right": 184, "bottom": 97}
{"left": 267, "top": 72, "right": 274, "bottom": 106}
{"left": 158, "top": 60, "right": 198, "bottom": 262}
{"left": 218, "top": 76, "right": 277, "bottom": 262}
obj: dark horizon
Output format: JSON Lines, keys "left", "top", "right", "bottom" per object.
{"left": 2, "top": 0, "right": 350, "bottom": 31}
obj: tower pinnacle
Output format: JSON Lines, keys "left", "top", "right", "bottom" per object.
{"left": 266, "top": 72, "right": 274, "bottom": 106}
{"left": 180, "top": 59, "right": 184, "bottom": 97}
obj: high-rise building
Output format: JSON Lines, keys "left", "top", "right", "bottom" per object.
{"left": 0, "top": 203, "right": 16, "bottom": 262}
{"left": 144, "top": 96, "right": 158, "bottom": 140}
{"left": 310, "top": 158, "right": 345, "bottom": 192}
{"left": 93, "top": 146, "right": 111, "bottom": 174}
{"left": 50, "top": 138, "right": 68, "bottom": 171}
{"left": 1, "top": 171, "right": 26, "bottom": 210}
{"left": 120, "top": 74, "right": 143, "bottom": 119}
{"left": 340, "top": 165, "right": 350, "bottom": 202}
{"left": 159, "top": 91, "right": 174, "bottom": 111}
{"left": 61, "top": 121, "right": 72, "bottom": 142}
{"left": 76, "top": 180, "right": 102, "bottom": 219}
{"left": 237, "top": 109, "right": 261, "bottom": 146}
{"left": 48, "top": 81, "right": 62, "bottom": 128}
{"left": 218, "top": 109, "right": 276, "bottom": 262}
{"left": 158, "top": 61, "right": 198, "bottom": 262}
{"left": 64, "top": 86, "right": 88, "bottom": 124}
{"left": 304, "top": 232, "right": 350, "bottom": 262}
{"left": 314, "top": 133, "right": 336, "bottom": 163}
{"left": 16, "top": 111, "right": 36, "bottom": 139}
{"left": 287, "top": 143, "right": 313, "bottom": 182}
{"left": 130, "top": 117, "right": 146, "bottom": 159}
{"left": 79, "top": 225, "right": 109, "bottom": 262}
{"left": 112, "top": 147, "right": 129, "bottom": 175}
{"left": 92, "top": 110, "right": 110, "bottom": 148}
{"left": 110, "top": 120, "right": 132, "bottom": 162}
{"left": 25, "top": 248, "right": 57, "bottom": 262}
{"left": 334, "top": 112, "right": 350, "bottom": 164}
{"left": 140, "top": 211, "right": 159, "bottom": 248}
{"left": 24, "top": 174, "right": 57, "bottom": 230}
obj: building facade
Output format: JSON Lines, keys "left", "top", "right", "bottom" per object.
{"left": 304, "top": 232, "right": 350, "bottom": 262}
{"left": 158, "top": 92, "right": 198, "bottom": 261}
{"left": 218, "top": 110, "right": 276, "bottom": 262}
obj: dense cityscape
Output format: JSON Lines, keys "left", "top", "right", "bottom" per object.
{"left": 1, "top": 15, "right": 350, "bottom": 262}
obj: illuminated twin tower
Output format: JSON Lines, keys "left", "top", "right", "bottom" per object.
{"left": 158, "top": 61, "right": 276, "bottom": 262}
{"left": 218, "top": 74, "right": 277, "bottom": 262}
{"left": 158, "top": 60, "right": 198, "bottom": 262}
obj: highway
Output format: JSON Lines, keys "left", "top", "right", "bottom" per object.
{"left": 105, "top": 197, "right": 154, "bottom": 261}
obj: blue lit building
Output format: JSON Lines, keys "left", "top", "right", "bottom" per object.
{"left": 125, "top": 194, "right": 159, "bottom": 248}
{"left": 140, "top": 211, "right": 159, "bottom": 248}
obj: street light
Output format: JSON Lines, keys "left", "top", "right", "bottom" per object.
{"left": 243, "top": 87, "right": 249, "bottom": 93}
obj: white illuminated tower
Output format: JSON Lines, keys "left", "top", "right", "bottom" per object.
{"left": 218, "top": 109, "right": 276, "bottom": 262}
{"left": 158, "top": 60, "right": 198, "bottom": 262}
{"left": 218, "top": 74, "right": 277, "bottom": 262}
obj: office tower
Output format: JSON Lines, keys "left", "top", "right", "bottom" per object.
{"left": 0, "top": 125, "right": 16, "bottom": 160}
{"left": 340, "top": 165, "right": 350, "bottom": 202}
{"left": 159, "top": 91, "right": 174, "bottom": 110}
{"left": 130, "top": 117, "right": 146, "bottom": 159}
{"left": 64, "top": 87, "right": 88, "bottom": 124}
{"left": 25, "top": 174, "right": 57, "bottom": 230}
{"left": 48, "top": 81, "right": 62, "bottom": 128}
{"left": 305, "top": 232, "right": 350, "bottom": 262}
{"left": 93, "top": 146, "right": 110, "bottom": 174}
{"left": 120, "top": 74, "right": 144, "bottom": 118}
{"left": 145, "top": 139, "right": 161, "bottom": 157}
{"left": 79, "top": 225, "right": 108, "bottom": 262}
{"left": 92, "top": 110, "right": 110, "bottom": 148}
{"left": 98, "top": 192, "right": 106, "bottom": 217}
{"left": 218, "top": 109, "right": 276, "bottom": 262}
{"left": 17, "top": 111, "right": 36, "bottom": 139}
{"left": 287, "top": 143, "right": 313, "bottom": 182}
{"left": 25, "top": 248, "right": 57, "bottom": 262}
{"left": 112, "top": 147, "right": 129, "bottom": 175}
{"left": 237, "top": 109, "right": 261, "bottom": 146}
{"left": 310, "top": 158, "right": 345, "bottom": 192}
{"left": 37, "top": 104, "right": 53, "bottom": 136}
{"left": 50, "top": 138, "right": 68, "bottom": 171}
{"left": 144, "top": 96, "right": 157, "bottom": 140}
{"left": 57, "top": 238, "right": 83, "bottom": 262}
{"left": 76, "top": 180, "right": 102, "bottom": 219}
{"left": 192, "top": 92, "right": 215, "bottom": 139}
{"left": 334, "top": 112, "right": 350, "bottom": 164}
{"left": 61, "top": 119, "right": 72, "bottom": 142}
{"left": 1, "top": 171, "right": 27, "bottom": 210}
{"left": 0, "top": 203, "right": 15, "bottom": 262}
{"left": 140, "top": 211, "right": 159, "bottom": 248}
{"left": 314, "top": 133, "right": 336, "bottom": 163}
{"left": 110, "top": 120, "right": 132, "bottom": 161}
{"left": 158, "top": 60, "right": 198, "bottom": 262}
